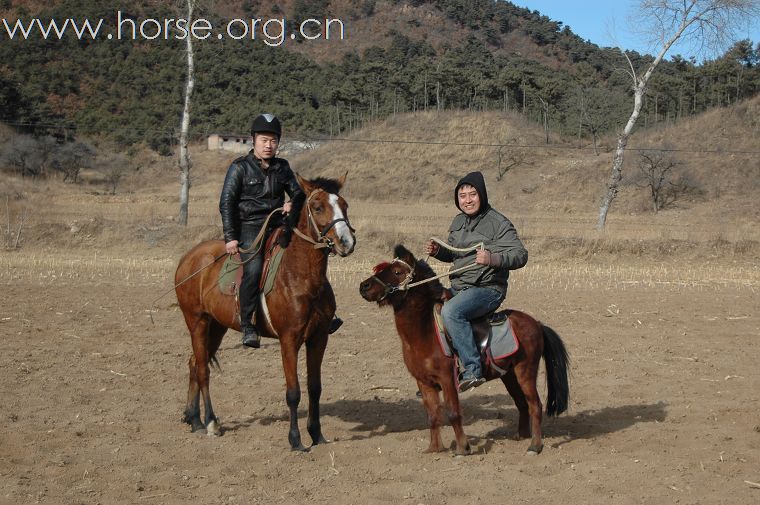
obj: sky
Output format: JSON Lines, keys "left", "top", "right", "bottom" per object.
{"left": 509, "top": 0, "right": 760, "bottom": 61}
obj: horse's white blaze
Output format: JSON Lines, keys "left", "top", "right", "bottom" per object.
{"left": 328, "top": 194, "right": 355, "bottom": 250}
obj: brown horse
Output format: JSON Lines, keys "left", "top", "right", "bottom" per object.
{"left": 359, "top": 244, "right": 569, "bottom": 456}
{"left": 175, "top": 174, "right": 355, "bottom": 451}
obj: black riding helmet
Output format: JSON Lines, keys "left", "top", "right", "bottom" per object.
{"left": 251, "top": 113, "right": 282, "bottom": 139}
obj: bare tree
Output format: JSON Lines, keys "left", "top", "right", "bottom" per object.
{"left": 596, "top": 0, "right": 760, "bottom": 229}
{"left": 636, "top": 151, "right": 679, "bottom": 212}
{"left": 53, "top": 141, "right": 96, "bottom": 183}
{"left": 3, "top": 196, "right": 28, "bottom": 250}
{"left": 578, "top": 87, "right": 622, "bottom": 156}
{"left": 495, "top": 143, "right": 525, "bottom": 181}
{"left": 178, "top": 0, "right": 196, "bottom": 226}
{"left": 538, "top": 97, "right": 549, "bottom": 144}
{"left": 99, "top": 153, "right": 129, "bottom": 195}
{"left": 2, "top": 135, "right": 45, "bottom": 178}
{"left": 2, "top": 136, "right": 53, "bottom": 176}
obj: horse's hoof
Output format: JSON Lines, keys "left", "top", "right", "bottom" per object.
{"left": 526, "top": 443, "right": 543, "bottom": 456}
{"left": 311, "top": 436, "right": 329, "bottom": 446}
{"left": 454, "top": 446, "right": 471, "bottom": 457}
{"left": 206, "top": 419, "right": 222, "bottom": 437}
{"left": 291, "top": 444, "right": 310, "bottom": 453}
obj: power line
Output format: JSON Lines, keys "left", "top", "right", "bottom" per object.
{"left": 292, "top": 135, "right": 760, "bottom": 156}
{"left": 2, "top": 119, "right": 759, "bottom": 156}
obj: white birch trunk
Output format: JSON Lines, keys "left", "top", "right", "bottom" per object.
{"left": 596, "top": 0, "right": 700, "bottom": 230}
{"left": 178, "top": 0, "right": 195, "bottom": 226}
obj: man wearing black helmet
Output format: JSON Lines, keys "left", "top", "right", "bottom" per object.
{"left": 219, "top": 114, "right": 316, "bottom": 348}
{"left": 423, "top": 171, "right": 528, "bottom": 391}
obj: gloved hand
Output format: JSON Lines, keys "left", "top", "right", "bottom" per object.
{"left": 278, "top": 227, "right": 293, "bottom": 248}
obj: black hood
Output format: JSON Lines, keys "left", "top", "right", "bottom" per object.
{"left": 454, "top": 171, "right": 490, "bottom": 215}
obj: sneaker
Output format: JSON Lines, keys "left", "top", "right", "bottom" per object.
{"left": 458, "top": 376, "right": 485, "bottom": 393}
{"left": 328, "top": 316, "right": 343, "bottom": 334}
{"left": 241, "top": 327, "right": 261, "bottom": 348}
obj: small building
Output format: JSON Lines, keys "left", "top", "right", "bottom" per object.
{"left": 207, "top": 133, "right": 323, "bottom": 156}
{"left": 207, "top": 133, "right": 251, "bottom": 154}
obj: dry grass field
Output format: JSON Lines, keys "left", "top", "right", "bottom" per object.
{"left": 1, "top": 104, "right": 759, "bottom": 504}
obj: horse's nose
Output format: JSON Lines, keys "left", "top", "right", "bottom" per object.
{"left": 359, "top": 280, "right": 370, "bottom": 294}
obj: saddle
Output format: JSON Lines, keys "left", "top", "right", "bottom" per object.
{"left": 217, "top": 227, "right": 285, "bottom": 298}
{"left": 433, "top": 296, "right": 519, "bottom": 378}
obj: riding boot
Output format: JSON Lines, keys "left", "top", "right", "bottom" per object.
{"left": 242, "top": 325, "right": 261, "bottom": 348}
{"left": 328, "top": 316, "right": 343, "bottom": 334}
{"left": 239, "top": 226, "right": 265, "bottom": 350}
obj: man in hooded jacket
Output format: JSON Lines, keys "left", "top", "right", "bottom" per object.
{"left": 424, "top": 171, "right": 528, "bottom": 391}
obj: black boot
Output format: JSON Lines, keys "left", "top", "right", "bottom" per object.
{"left": 328, "top": 316, "right": 343, "bottom": 334}
{"left": 241, "top": 326, "right": 261, "bottom": 348}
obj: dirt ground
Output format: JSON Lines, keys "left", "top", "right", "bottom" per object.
{"left": 1, "top": 234, "right": 759, "bottom": 505}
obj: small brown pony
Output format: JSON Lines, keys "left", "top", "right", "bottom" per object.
{"left": 359, "top": 244, "right": 569, "bottom": 456}
{"left": 175, "top": 174, "right": 355, "bottom": 451}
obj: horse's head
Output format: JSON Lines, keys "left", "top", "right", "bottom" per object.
{"left": 360, "top": 244, "right": 443, "bottom": 306}
{"left": 295, "top": 173, "right": 356, "bottom": 257}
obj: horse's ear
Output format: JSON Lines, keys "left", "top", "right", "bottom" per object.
{"left": 393, "top": 244, "right": 415, "bottom": 266}
{"left": 296, "top": 173, "right": 313, "bottom": 194}
{"left": 337, "top": 171, "right": 347, "bottom": 190}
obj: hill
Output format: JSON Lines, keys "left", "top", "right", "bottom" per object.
{"left": 2, "top": 93, "right": 757, "bottom": 263}
{"left": 0, "top": 0, "right": 758, "bottom": 153}
{"left": 292, "top": 93, "right": 760, "bottom": 216}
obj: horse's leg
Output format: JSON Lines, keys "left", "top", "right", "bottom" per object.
{"left": 501, "top": 370, "right": 531, "bottom": 440}
{"left": 418, "top": 381, "right": 444, "bottom": 453}
{"left": 305, "top": 331, "right": 329, "bottom": 446}
{"left": 514, "top": 361, "right": 543, "bottom": 455}
{"left": 281, "top": 339, "right": 307, "bottom": 451}
{"left": 439, "top": 377, "right": 471, "bottom": 456}
{"left": 188, "top": 316, "right": 222, "bottom": 436}
{"left": 182, "top": 316, "right": 206, "bottom": 433}
{"left": 183, "top": 353, "right": 203, "bottom": 432}
{"left": 200, "top": 319, "right": 226, "bottom": 436}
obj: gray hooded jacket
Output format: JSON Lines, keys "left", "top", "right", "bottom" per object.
{"left": 433, "top": 171, "right": 528, "bottom": 295}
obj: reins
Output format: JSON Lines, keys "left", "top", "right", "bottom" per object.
{"left": 149, "top": 208, "right": 284, "bottom": 320}
{"left": 373, "top": 238, "right": 484, "bottom": 300}
{"left": 408, "top": 238, "right": 483, "bottom": 289}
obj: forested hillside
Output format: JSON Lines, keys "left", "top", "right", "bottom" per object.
{"left": 0, "top": 0, "right": 758, "bottom": 154}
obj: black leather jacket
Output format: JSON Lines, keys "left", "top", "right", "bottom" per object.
{"left": 219, "top": 152, "right": 304, "bottom": 243}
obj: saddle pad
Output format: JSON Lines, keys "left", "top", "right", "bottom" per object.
{"left": 484, "top": 311, "right": 519, "bottom": 360}
{"left": 434, "top": 305, "right": 520, "bottom": 373}
{"left": 433, "top": 304, "right": 454, "bottom": 358}
{"left": 218, "top": 254, "right": 243, "bottom": 296}
{"left": 260, "top": 227, "right": 285, "bottom": 296}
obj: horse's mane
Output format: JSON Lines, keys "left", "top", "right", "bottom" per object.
{"left": 412, "top": 258, "right": 445, "bottom": 301}
{"left": 310, "top": 177, "right": 342, "bottom": 194}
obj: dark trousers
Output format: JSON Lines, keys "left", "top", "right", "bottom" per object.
{"left": 239, "top": 224, "right": 267, "bottom": 330}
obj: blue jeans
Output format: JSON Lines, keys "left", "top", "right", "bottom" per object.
{"left": 441, "top": 287, "right": 505, "bottom": 379}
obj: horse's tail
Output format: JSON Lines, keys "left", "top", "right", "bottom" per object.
{"left": 542, "top": 324, "right": 570, "bottom": 417}
{"left": 209, "top": 355, "right": 222, "bottom": 372}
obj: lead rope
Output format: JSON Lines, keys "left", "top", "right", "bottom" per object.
{"left": 400, "top": 237, "right": 484, "bottom": 290}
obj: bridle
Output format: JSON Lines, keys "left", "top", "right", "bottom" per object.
{"left": 292, "top": 188, "right": 355, "bottom": 254}
{"left": 371, "top": 258, "right": 415, "bottom": 301}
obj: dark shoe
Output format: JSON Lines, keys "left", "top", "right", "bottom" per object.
{"left": 459, "top": 376, "right": 485, "bottom": 393}
{"left": 328, "top": 316, "right": 343, "bottom": 334}
{"left": 241, "top": 327, "right": 261, "bottom": 348}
